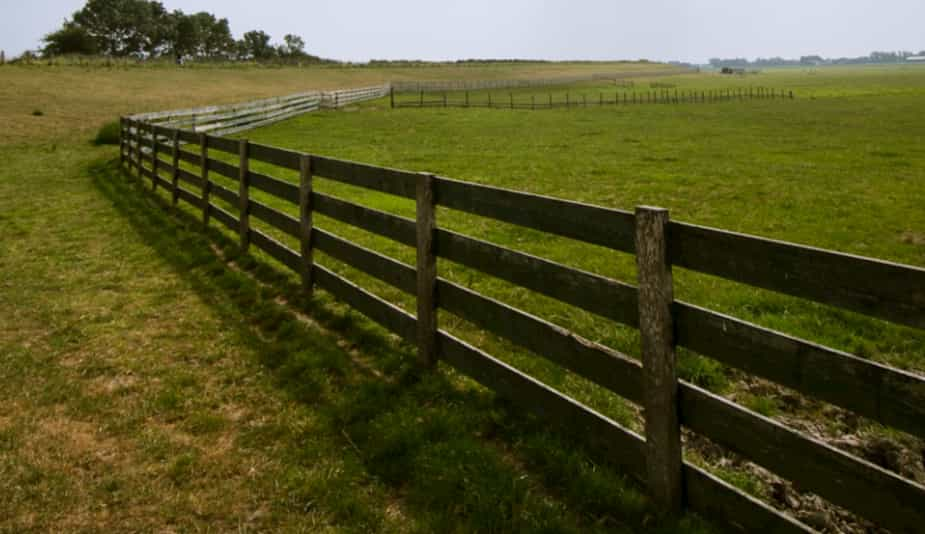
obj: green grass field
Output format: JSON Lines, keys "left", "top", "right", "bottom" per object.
{"left": 212, "top": 65, "right": 925, "bottom": 530}
{"left": 2, "top": 62, "right": 924, "bottom": 532}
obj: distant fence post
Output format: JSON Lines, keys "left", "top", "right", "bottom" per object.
{"left": 167, "top": 130, "right": 179, "bottom": 209}
{"left": 299, "top": 154, "right": 314, "bottom": 295}
{"left": 199, "top": 133, "right": 210, "bottom": 222}
{"left": 416, "top": 173, "right": 437, "bottom": 368}
{"left": 465, "top": 91, "right": 470, "bottom": 108}
{"left": 119, "top": 118, "right": 126, "bottom": 167}
{"left": 390, "top": 87, "right": 395, "bottom": 109}
{"left": 150, "top": 126, "right": 159, "bottom": 191}
{"left": 136, "top": 122, "right": 144, "bottom": 181}
{"left": 238, "top": 139, "right": 250, "bottom": 252}
{"left": 635, "top": 206, "right": 683, "bottom": 514}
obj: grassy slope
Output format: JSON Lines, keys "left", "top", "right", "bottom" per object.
{"left": 212, "top": 65, "right": 925, "bottom": 529}
{"left": 0, "top": 63, "right": 709, "bottom": 533}
{"left": 0, "top": 61, "right": 672, "bottom": 145}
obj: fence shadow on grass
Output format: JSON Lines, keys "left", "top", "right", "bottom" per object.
{"left": 90, "top": 157, "right": 719, "bottom": 534}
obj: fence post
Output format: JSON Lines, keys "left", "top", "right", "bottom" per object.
{"left": 416, "top": 173, "right": 437, "bottom": 368}
{"left": 119, "top": 118, "right": 126, "bottom": 167}
{"left": 238, "top": 139, "right": 250, "bottom": 252}
{"left": 199, "top": 133, "right": 210, "bottom": 222}
{"left": 444, "top": 92, "right": 447, "bottom": 108}
{"left": 790, "top": 90, "right": 794, "bottom": 100}
{"left": 299, "top": 154, "right": 314, "bottom": 294}
{"left": 465, "top": 91, "right": 469, "bottom": 108}
{"left": 635, "top": 206, "right": 683, "bottom": 514}
{"left": 136, "top": 122, "right": 144, "bottom": 181}
{"left": 151, "top": 126, "right": 159, "bottom": 191}
{"left": 390, "top": 86, "right": 395, "bottom": 109}
{"left": 510, "top": 93, "right": 514, "bottom": 109}
{"left": 420, "top": 89, "right": 424, "bottom": 107}
{"left": 170, "top": 130, "right": 180, "bottom": 209}
{"left": 127, "top": 120, "right": 135, "bottom": 175}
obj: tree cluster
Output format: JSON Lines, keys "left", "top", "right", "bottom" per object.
{"left": 708, "top": 50, "right": 925, "bottom": 68}
{"left": 41, "top": 0, "right": 322, "bottom": 63}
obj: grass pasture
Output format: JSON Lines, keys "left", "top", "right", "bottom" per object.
{"left": 2, "top": 62, "right": 924, "bottom": 532}
{"left": 209, "top": 65, "right": 925, "bottom": 530}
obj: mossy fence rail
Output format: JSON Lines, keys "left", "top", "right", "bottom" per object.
{"left": 120, "top": 94, "right": 924, "bottom": 533}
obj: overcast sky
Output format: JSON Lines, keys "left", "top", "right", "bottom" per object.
{"left": 2, "top": 1, "right": 923, "bottom": 63}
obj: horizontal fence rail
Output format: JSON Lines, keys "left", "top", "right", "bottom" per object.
{"left": 119, "top": 92, "right": 925, "bottom": 533}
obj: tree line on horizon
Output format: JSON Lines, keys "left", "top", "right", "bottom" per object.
{"left": 709, "top": 50, "right": 925, "bottom": 68}
{"left": 38, "top": 0, "right": 328, "bottom": 63}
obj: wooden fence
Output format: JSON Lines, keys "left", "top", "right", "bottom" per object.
{"left": 390, "top": 68, "right": 691, "bottom": 93}
{"left": 392, "top": 86, "right": 794, "bottom": 110}
{"left": 120, "top": 112, "right": 925, "bottom": 533}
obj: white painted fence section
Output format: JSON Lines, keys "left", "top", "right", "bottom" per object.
{"left": 129, "top": 84, "right": 390, "bottom": 138}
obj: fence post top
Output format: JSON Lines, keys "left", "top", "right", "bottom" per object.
{"left": 636, "top": 205, "right": 669, "bottom": 215}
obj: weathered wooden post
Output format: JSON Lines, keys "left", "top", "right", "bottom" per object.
{"left": 635, "top": 206, "right": 683, "bottom": 514}
{"left": 416, "top": 173, "right": 437, "bottom": 368}
{"left": 170, "top": 130, "right": 180, "bottom": 209}
{"left": 420, "top": 89, "right": 424, "bottom": 107}
{"left": 119, "top": 118, "right": 126, "bottom": 167}
{"left": 238, "top": 139, "right": 250, "bottom": 251}
{"left": 465, "top": 91, "right": 470, "bottom": 108}
{"left": 390, "top": 86, "right": 395, "bottom": 109}
{"left": 299, "top": 154, "right": 314, "bottom": 294}
{"left": 136, "top": 122, "right": 144, "bottom": 181}
{"left": 198, "top": 133, "right": 209, "bottom": 221}
{"left": 150, "top": 125, "right": 159, "bottom": 191}
{"left": 510, "top": 93, "right": 514, "bottom": 109}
